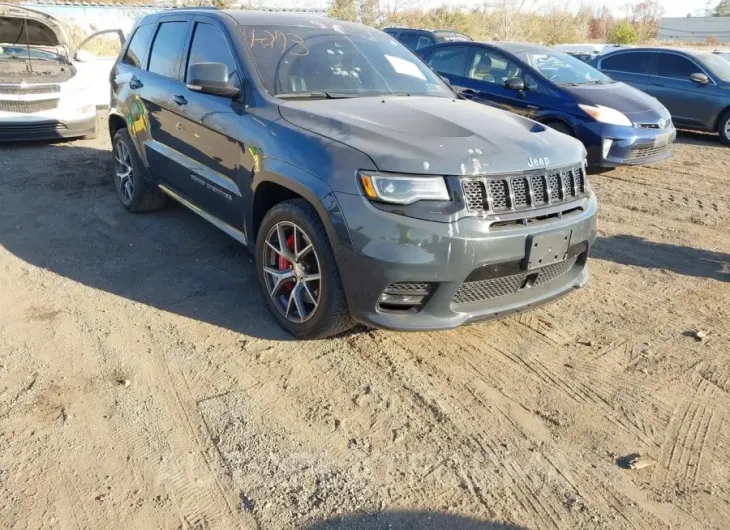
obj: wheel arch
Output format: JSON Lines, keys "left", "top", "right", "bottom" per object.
{"left": 108, "top": 111, "right": 127, "bottom": 144}
{"left": 538, "top": 115, "right": 578, "bottom": 136}
{"left": 714, "top": 105, "right": 730, "bottom": 132}
{"left": 248, "top": 161, "right": 353, "bottom": 254}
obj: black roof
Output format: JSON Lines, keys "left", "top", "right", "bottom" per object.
{"left": 138, "top": 9, "right": 363, "bottom": 30}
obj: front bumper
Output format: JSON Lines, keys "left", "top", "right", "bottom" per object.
{"left": 0, "top": 86, "right": 97, "bottom": 141}
{"left": 334, "top": 191, "right": 598, "bottom": 331}
{"left": 578, "top": 121, "right": 676, "bottom": 168}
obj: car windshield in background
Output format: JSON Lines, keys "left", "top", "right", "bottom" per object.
{"left": 239, "top": 24, "right": 452, "bottom": 98}
{"left": 516, "top": 50, "right": 611, "bottom": 85}
{"left": 701, "top": 52, "right": 730, "bottom": 82}
{"left": 0, "top": 45, "right": 60, "bottom": 61}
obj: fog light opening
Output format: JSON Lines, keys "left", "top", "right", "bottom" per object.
{"left": 378, "top": 282, "right": 434, "bottom": 312}
{"left": 602, "top": 139, "right": 613, "bottom": 159}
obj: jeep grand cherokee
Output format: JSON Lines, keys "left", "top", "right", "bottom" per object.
{"left": 108, "top": 10, "right": 598, "bottom": 338}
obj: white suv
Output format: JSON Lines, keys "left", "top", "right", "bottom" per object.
{"left": 0, "top": 4, "right": 123, "bottom": 141}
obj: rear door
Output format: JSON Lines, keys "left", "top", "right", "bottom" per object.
{"left": 647, "top": 52, "right": 720, "bottom": 129}
{"left": 167, "top": 16, "right": 244, "bottom": 227}
{"left": 142, "top": 16, "right": 192, "bottom": 185}
{"left": 597, "top": 51, "right": 653, "bottom": 92}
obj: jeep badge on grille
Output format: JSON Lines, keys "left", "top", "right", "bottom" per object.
{"left": 527, "top": 157, "right": 549, "bottom": 168}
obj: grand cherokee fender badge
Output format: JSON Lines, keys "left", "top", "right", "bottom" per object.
{"left": 527, "top": 156, "right": 549, "bottom": 168}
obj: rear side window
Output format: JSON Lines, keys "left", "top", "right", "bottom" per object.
{"left": 148, "top": 21, "right": 188, "bottom": 79}
{"left": 186, "top": 22, "right": 239, "bottom": 87}
{"left": 398, "top": 32, "right": 420, "bottom": 50}
{"left": 416, "top": 35, "right": 434, "bottom": 49}
{"left": 656, "top": 53, "right": 699, "bottom": 80}
{"left": 122, "top": 24, "right": 154, "bottom": 68}
{"left": 428, "top": 47, "right": 470, "bottom": 77}
{"left": 600, "top": 51, "right": 653, "bottom": 74}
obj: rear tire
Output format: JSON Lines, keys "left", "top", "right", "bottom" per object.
{"left": 256, "top": 199, "right": 354, "bottom": 339}
{"left": 718, "top": 111, "right": 730, "bottom": 146}
{"left": 112, "top": 128, "right": 166, "bottom": 213}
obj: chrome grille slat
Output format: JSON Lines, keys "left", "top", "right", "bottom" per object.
{"left": 460, "top": 164, "right": 586, "bottom": 216}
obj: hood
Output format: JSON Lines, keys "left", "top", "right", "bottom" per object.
{"left": 0, "top": 4, "right": 68, "bottom": 49}
{"left": 279, "top": 97, "right": 585, "bottom": 176}
{"left": 561, "top": 81, "right": 669, "bottom": 120}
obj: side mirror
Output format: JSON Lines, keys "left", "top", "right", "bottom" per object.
{"left": 690, "top": 72, "right": 710, "bottom": 85}
{"left": 504, "top": 77, "right": 526, "bottom": 91}
{"left": 74, "top": 49, "right": 95, "bottom": 62}
{"left": 187, "top": 62, "right": 239, "bottom": 98}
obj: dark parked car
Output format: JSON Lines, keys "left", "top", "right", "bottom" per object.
{"left": 419, "top": 42, "right": 676, "bottom": 168}
{"left": 109, "top": 11, "right": 597, "bottom": 338}
{"left": 383, "top": 27, "right": 471, "bottom": 51}
{"left": 593, "top": 48, "right": 730, "bottom": 145}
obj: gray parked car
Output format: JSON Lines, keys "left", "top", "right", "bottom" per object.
{"left": 108, "top": 11, "right": 597, "bottom": 338}
{"left": 592, "top": 48, "right": 730, "bottom": 145}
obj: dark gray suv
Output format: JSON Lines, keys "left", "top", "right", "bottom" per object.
{"left": 108, "top": 10, "right": 597, "bottom": 338}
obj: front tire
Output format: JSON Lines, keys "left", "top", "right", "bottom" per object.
{"left": 718, "top": 111, "right": 730, "bottom": 146}
{"left": 256, "top": 199, "right": 354, "bottom": 339}
{"left": 112, "top": 128, "right": 166, "bottom": 212}
{"left": 546, "top": 121, "right": 574, "bottom": 137}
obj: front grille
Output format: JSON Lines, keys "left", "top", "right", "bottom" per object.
{"left": 461, "top": 164, "right": 586, "bottom": 215}
{"left": 625, "top": 143, "right": 671, "bottom": 161}
{"left": 0, "top": 99, "right": 59, "bottom": 114}
{"left": 453, "top": 256, "right": 580, "bottom": 305}
{"left": 0, "top": 84, "right": 60, "bottom": 95}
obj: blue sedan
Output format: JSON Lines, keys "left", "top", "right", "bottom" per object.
{"left": 417, "top": 41, "right": 676, "bottom": 168}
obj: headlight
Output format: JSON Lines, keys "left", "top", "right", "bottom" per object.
{"left": 578, "top": 104, "right": 632, "bottom": 127}
{"left": 359, "top": 172, "right": 449, "bottom": 205}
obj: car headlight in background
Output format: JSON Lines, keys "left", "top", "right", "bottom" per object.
{"left": 578, "top": 104, "right": 632, "bottom": 127}
{"left": 359, "top": 172, "right": 449, "bottom": 205}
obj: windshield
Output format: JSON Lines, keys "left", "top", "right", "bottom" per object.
{"left": 701, "top": 53, "right": 730, "bottom": 82}
{"left": 514, "top": 49, "right": 611, "bottom": 85}
{"left": 0, "top": 45, "right": 61, "bottom": 61}
{"left": 240, "top": 23, "right": 453, "bottom": 98}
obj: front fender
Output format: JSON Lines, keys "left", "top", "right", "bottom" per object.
{"left": 248, "top": 159, "right": 354, "bottom": 254}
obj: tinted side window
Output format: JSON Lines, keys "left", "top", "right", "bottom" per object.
{"left": 428, "top": 47, "right": 469, "bottom": 77}
{"left": 148, "top": 21, "right": 188, "bottom": 79}
{"left": 468, "top": 49, "right": 521, "bottom": 84}
{"left": 186, "top": 23, "right": 239, "bottom": 87}
{"left": 122, "top": 24, "right": 154, "bottom": 68}
{"left": 398, "top": 32, "right": 420, "bottom": 50}
{"left": 657, "top": 53, "right": 699, "bottom": 80}
{"left": 600, "top": 52, "right": 652, "bottom": 74}
{"left": 416, "top": 35, "right": 434, "bottom": 49}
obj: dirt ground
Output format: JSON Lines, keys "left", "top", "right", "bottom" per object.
{"left": 1, "top": 115, "right": 728, "bottom": 530}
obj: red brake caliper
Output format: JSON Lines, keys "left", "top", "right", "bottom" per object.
{"left": 278, "top": 233, "right": 296, "bottom": 293}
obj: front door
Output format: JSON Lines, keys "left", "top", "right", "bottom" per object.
{"left": 166, "top": 17, "right": 244, "bottom": 227}
{"left": 645, "top": 52, "right": 720, "bottom": 130}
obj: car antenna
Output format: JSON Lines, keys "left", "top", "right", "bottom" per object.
{"left": 24, "top": 10, "right": 34, "bottom": 73}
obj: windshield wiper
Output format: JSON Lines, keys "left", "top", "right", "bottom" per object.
{"left": 276, "top": 91, "right": 358, "bottom": 100}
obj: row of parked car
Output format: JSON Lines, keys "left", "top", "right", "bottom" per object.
{"left": 388, "top": 27, "right": 730, "bottom": 158}
{"left": 0, "top": 8, "right": 723, "bottom": 338}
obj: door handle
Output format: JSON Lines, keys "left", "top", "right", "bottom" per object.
{"left": 650, "top": 83, "right": 665, "bottom": 87}
{"left": 129, "top": 77, "right": 143, "bottom": 89}
{"left": 459, "top": 88, "right": 477, "bottom": 99}
{"left": 172, "top": 95, "right": 188, "bottom": 106}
